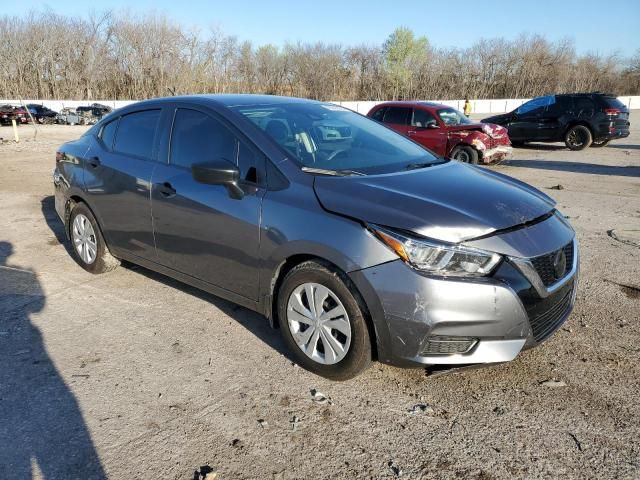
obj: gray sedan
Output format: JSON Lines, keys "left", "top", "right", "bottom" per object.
{"left": 53, "top": 95, "right": 578, "bottom": 380}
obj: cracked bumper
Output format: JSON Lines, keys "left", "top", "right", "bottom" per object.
{"left": 349, "top": 260, "right": 532, "bottom": 368}
{"left": 481, "top": 144, "right": 512, "bottom": 163}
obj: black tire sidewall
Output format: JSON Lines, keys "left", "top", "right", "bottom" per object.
{"left": 277, "top": 262, "right": 372, "bottom": 380}
{"left": 452, "top": 145, "right": 479, "bottom": 164}
{"left": 69, "top": 204, "right": 108, "bottom": 274}
{"left": 565, "top": 125, "right": 592, "bottom": 150}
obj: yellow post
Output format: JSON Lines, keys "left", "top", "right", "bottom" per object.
{"left": 11, "top": 119, "right": 19, "bottom": 143}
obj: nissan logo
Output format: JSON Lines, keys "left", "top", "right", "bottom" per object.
{"left": 552, "top": 249, "right": 567, "bottom": 279}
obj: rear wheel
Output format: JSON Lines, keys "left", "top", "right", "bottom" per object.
{"left": 590, "top": 139, "right": 610, "bottom": 148}
{"left": 564, "top": 125, "right": 592, "bottom": 150}
{"left": 69, "top": 203, "right": 120, "bottom": 274}
{"left": 450, "top": 145, "right": 479, "bottom": 164}
{"left": 277, "top": 261, "right": 372, "bottom": 380}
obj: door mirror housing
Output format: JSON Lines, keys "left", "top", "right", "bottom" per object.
{"left": 192, "top": 159, "right": 244, "bottom": 199}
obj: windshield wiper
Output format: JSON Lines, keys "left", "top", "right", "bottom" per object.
{"left": 301, "top": 167, "right": 365, "bottom": 176}
{"left": 404, "top": 159, "right": 448, "bottom": 170}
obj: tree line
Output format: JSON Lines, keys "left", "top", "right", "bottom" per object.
{"left": 1, "top": 11, "right": 639, "bottom": 101}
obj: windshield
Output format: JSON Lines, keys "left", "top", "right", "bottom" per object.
{"left": 437, "top": 108, "right": 474, "bottom": 126}
{"left": 231, "top": 102, "right": 440, "bottom": 174}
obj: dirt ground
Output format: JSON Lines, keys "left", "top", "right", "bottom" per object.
{"left": 0, "top": 117, "right": 639, "bottom": 480}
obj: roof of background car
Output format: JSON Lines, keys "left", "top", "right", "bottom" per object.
{"left": 371, "top": 100, "right": 450, "bottom": 110}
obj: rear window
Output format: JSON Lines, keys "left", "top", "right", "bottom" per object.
{"left": 113, "top": 110, "right": 160, "bottom": 160}
{"left": 601, "top": 97, "right": 626, "bottom": 109}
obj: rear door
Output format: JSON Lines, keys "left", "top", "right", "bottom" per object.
{"left": 84, "top": 109, "right": 161, "bottom": 260}
{"left": 407, "top": 108, "right": 447, "bottom": 155}
{"left": 381, "top": 107, "right": 411, "bottom": 136}
{"left": 151, "top": 106, "right": 266, "bottom": 299}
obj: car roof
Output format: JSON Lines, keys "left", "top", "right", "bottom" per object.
{"left": 128, "top": 94, "right": 325, "bottom": 110}
{"left": 372, "top": 100, "right": 450, "bottom": 110}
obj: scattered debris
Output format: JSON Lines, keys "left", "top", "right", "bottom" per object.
{"left": 603, "top": 278, "right": 640, "bottom": 299}
{"left": 193, "top": 465, "right": 217, "bottom": 480}
{"left": 568, "top": 432, "right": 583, "bottom": 452}
{"left": 290, "top": 415, "right": 301, "bottom": 431}
{"left": 549, "top": 184, "right": 565, "bottom": 190}
{"left": 493, "top": 406, "right": 507, "bottom": 416}
{"left": 540, "top": 379, "right": 567, "bottom": 388}
{"left": 388, "top": 460, "right": 402, "bottom": 476}
{"left": 607, "top": 229, "right": 640, "bottom": 248}
{"left": 257, "top": 419, "right": 268, "bottom": 429}
{"left": 231, "top": 438, "right": 244, "bottom": 448}
{"left": 408, "top": 403, "right": 435, "bottom": 415}
{"left": 310, "top": 389, "right": 333, "bottom": 405}
{"left": 71, "top": 374, "right": 90, "bottom": 378}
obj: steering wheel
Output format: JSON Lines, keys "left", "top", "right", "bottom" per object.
{"left": 325, "top": 148, "right": 349, "bottom": 162}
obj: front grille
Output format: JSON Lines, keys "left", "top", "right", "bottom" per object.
{"left": 530, "top": 241, "right": 574, "bottom": 287}
{"left": 529, "top": 287, "right": 573, "bottom": 342}
{"left": 419, "top": 336, "right": 477, "bottom": 356}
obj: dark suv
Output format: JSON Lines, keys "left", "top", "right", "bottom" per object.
{"left": 482, "top": 93, "right": 630, "bottom": 150}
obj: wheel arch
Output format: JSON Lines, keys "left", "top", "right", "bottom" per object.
{"left": 562, "top": 120, "right": 593, "bottom": 138}
{"left": 266, "top": 253, "right": 380, "bottom": 360}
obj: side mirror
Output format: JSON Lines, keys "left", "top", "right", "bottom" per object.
{"left": 192, "top": 159, "right": 244, "bottom": 199}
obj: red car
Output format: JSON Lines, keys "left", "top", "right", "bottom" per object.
{"left": 368, "top": 101, "right": 511, "bottom": 164}
{"left": 0, "top": 104, "right": 30, "bottom": 125}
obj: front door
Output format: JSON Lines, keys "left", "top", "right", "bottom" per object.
{"left": 407, "top": 108, "right": 448, "bottom": 156}
{"left": 151, "top": 107, "right": 266, "bottom": 300}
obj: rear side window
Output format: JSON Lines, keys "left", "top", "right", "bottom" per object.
{"left": 411, "top": 109, "right": 437, "bottom": 127}
{"left": 99, "top": 118, "right": 119, "bottom": 150}
{"left": 371, "top": 107, "right": 387, "bottom": 121}
{"left": 575, "top": 97, "right": 596, "bottom": 112}
{"left": 170, "top": 109, "right": 237, "bottom": 170}
{"left": 113, "top": 110, "right": 160, "bottom": 160}
{"left": 382, "top": 107, "right": 410, "bottom": 125}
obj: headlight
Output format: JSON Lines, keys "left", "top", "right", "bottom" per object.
{"left": 370, "top": 225, "right": 501, "bottom": 276}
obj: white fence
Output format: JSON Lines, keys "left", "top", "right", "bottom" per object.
{"left": 2, "top": 96, "right": 639, "bottom": 116}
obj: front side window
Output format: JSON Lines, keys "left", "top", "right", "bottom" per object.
{"left": 412, "top": 109, "right": 438, "bottom": 128}
{"left": 170, "top": 109, "right": 237, "bottom": 170}
{"left": 436, "top": 108, "right": 473, "bottom": 126}
{"left": 113, "top": 110, "right": 160, "bottom": 159}
{"left": 232, "top": 102, "right": 440, "bottom": 175}
{"left": 516, "top": 96, "right": 554, "bottom": 115}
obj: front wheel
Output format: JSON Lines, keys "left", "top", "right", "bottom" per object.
{"left": 277, "top": 261, "right": 372, "bottom": 380}
{"left": 565, "top": 125, "right": 592, "bottom": 150}
{"left": 450, "top": 145, "right": 479, "bottom": 164}
{"left": 590, "top": 139, "right": 610, "bottom": 148}
{"left": 69, "top": 203, "right": 120, "bottom": 274}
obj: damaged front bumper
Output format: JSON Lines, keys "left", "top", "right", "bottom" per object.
{"left": 348, "top": 236, "right": 578, "bottom": 369}
{"left": 480, "top": 144, "right": 512, "bottom": 164}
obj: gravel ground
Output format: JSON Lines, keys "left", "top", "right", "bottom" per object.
{"left": 0, "top": 118, "right": 639, "bottom": 480}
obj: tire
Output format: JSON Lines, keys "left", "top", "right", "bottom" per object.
{"left": 450, "top": 145, "right": 479, "bottom": 164}
{"left": 69, "top": 203, "right": 120, "bottom": 274}
{"left": 564, "top": 125, "right": 592, "bottom": 150}
{"left": 590, "top": 139, "right": 610, "bottom": 148}
{"left": 277, "top": 260, "right": 372, "bottom": 380}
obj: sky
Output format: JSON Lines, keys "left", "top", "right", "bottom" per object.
{"left": 2, "top": 0, "right": 639, "bottom": 56}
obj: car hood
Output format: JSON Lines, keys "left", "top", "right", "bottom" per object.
{"left": 313, "top": 161, "right": 556, "bottom": 243}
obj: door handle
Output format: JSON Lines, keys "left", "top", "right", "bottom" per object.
{"left": 88, "top": 156, "right": 101, "bottom": 168}
{"left": 408, "top": 130, "right": 417, "bottom": 135}
{"left": 157, "top": 182, "right": 177, "bottom": 198}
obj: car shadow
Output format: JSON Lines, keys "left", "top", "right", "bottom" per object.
{"left": 41, "top": 195, "right": 74, "bottom": 256}
{"left": 514, "top": 143, "right": 566, "bottom": 151}
{"left": 500, "top": 159, "right": 640, "bottom": 177}
{"left": 608, "top": 144, "right": 640, "bottom": 150}
{"left": 122, "top": 263, "right": 293, "bottom": 362}
{"left": 39, "top": 195, "right": 293, "bottom": 363}
{"left": 0, "top": 241, "right": 106, "bottom": 479}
